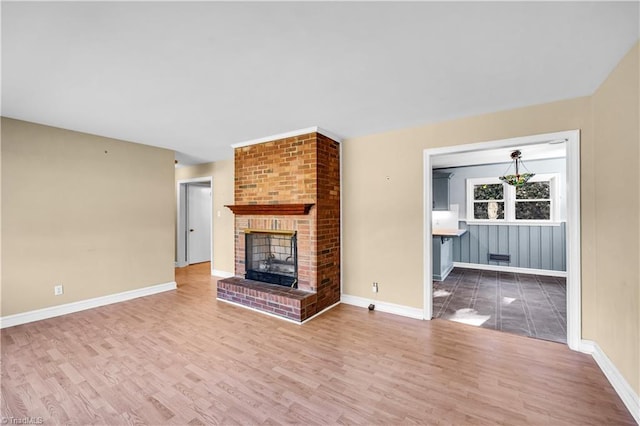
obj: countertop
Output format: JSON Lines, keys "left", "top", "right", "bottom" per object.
{"left": 432, "top": 228, "right": 467, "bottom": 237}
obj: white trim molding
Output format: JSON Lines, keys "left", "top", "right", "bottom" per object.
{"left": 212, "top": 269, "right": 234, "bottom": 278}
{"left": 341, "top": 294, "right": 424, "bottom": 320}
{"left": 231, "top": 126, "right": 342, "bottom": 148}
{"left": 0, "top": 281, "right": 177, "bottom": 329}
{"left": 424, "top": 148, "right": 434, "bottom": 320}
{"left": 465, "top": 174, "right": 560, "bottom": 223}
{"left": 424, "top": 130, "right": 581, "bottom": 350}
{"left": 176, "top": 176, "right": 213, "bottom": 269}
{"left": 564, "top": 131, "right": 581, "bottom": 351}
{"left": 464, "top": 221, "right": 563, "bottom": 227}
{"left": 579, "top": 340, "right": 640, "bottom": 424}
{"left": 453, "top": 262, "right": 567, "bottom": 278}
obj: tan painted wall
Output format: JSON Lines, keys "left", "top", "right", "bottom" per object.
{"left": 342, "top": 97, "right": 591, "bottom": 306}
{"left": 175, "top": 159, "right": 235, "bottom": 275}
{"left": 591, "top": 43, "right": 639, "bottom": 394}
{"left": 2, "top": 44, "right": 634, "bottom": 397}
{"left": 0, "top": 123, "right": 3, "bottom": 312}
{"left": 1, "top": 118, "right": 176, "bottom": 317}
{"left": 341, "top": 42, "right": 640, "bottom": 396}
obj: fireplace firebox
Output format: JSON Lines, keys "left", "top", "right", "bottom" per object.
{"left": 245, "top": 229, "right": 297, "bottom": 288}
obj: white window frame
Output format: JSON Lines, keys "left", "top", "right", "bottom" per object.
{"left": 466, "top": 177, "right": 507, "bottom": 223}
{"left": 466, "top": 173, "right": 560, "bottom": 225}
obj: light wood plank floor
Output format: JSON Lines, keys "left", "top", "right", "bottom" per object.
{"left": 1, "top": 263, "right": 634, "bottom": 425}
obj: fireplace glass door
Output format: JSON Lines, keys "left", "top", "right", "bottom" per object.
{"left": 245, "top": 230, "right": 297, "bottom": 288}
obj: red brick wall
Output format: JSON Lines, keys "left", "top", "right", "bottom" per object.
{"left": 234, "top": 215, "right": 315, "bottom": 291}
{"left": 232, "top": 131, "right": 340, "bottom": 316}
{"left": 234, "top": 135, "right": 317, "bottom": 205}
{"left": 218, "top": 277, "right": 318, "bottom": 322}
{"left": 314, "top": 134, "right": 341, "bottom": 311}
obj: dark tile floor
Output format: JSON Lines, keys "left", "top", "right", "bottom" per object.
{"left": 433, "top": 268, "right": 567, "bottom": 343}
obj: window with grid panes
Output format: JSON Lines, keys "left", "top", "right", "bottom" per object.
{"left": 466, "top": 174, "right": 559, "bottom": 223}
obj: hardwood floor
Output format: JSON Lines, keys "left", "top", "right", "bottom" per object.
{"left": 1, "top": 262, "right": 634, "bottom": 425}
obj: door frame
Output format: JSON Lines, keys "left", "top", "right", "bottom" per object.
{"left": 423, "top": 130, "right": 582, "bottom": 351}
{"left": 176, "top": 177, "right": 213, "bottom": 270}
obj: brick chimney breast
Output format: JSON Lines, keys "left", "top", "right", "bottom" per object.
{"left": 219, "top": 130, "right": 340, "bottom": 322}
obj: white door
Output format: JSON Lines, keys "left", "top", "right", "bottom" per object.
{"left": 187, "top": 184, "right": 211, "bottom": 264}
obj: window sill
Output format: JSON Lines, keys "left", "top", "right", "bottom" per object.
{"left": 464, "top": 220, "right": 564, "bottom": 227}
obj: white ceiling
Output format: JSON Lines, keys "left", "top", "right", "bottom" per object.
{"left": 2, "top": 2, "right": 638, "bottom": 165}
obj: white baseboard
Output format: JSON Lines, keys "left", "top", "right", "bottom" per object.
{"left": 453, "top": 262, "right": 567, "bottom": 278}
{"left": 579, "top": 340, "right": 639, "bottom": 424}
{"left": 212, "top": 269, "right": 234, "bottom": 278}
{"left": 340, "top": 294, "right": 424, "bottom": 320}
{"left": 341, "top": 295, "right": 638, "bottom": 422}
{"left": 0, "top": 281, "right": 177, "bottom": 329}
{"left": 175, "top": 261, "right": 188, "bottom": 268}
{"left": 302, "top": 301, "right": 340, "bottom": 324}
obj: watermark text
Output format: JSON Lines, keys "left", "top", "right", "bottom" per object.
{"left": 1, "top": 417, "right": 44, "bottom": 425}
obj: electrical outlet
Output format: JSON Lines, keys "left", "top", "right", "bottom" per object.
{"left": 372, "top": 282, "right": 378, "bottom": 293}
{"left": 54, "top": 284, "right": 63, "bottom": 296}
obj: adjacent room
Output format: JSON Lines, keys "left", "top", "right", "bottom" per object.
{"left": 1, "top": 2, "right": 639, "bottom": 425}
{"left": 430, "top": 142, "right": 569, "bottom": 343}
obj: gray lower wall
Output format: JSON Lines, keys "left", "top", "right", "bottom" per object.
{"left": 452, "top": 221, "right": 566, "bottom": 271}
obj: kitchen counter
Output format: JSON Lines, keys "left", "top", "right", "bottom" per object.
{"left": 432, "top": 229, "right": 466, "bottom": 281}
{"left": 432, "top": 228, "right": 467, "bottom": 237}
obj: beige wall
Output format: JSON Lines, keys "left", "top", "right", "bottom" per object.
{"left": 342, "top": 97, "right": 591, "bottom": 306}
{"left": 591, "top": 43, "right": 639, "bottom": 393}
{"left": 175, "top": 160, "right": 235, "bottom": 275}
{"left": 2, "top": 44, "right": 635, "bottom": 398}
{"left": 341, "top": 42, "right": 639, "bottom": 395}
{"left": 1, "top": 118, "right": 175, "bottom": 316}
{"left": 0, "top": 125, "right": 3, "bottom": 312}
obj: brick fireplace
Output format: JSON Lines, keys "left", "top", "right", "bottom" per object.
{"left": 217, "top": 129, "right": 340, "bottom": 322}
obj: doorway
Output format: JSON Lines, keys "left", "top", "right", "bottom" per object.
{"left": 186, "top": 183, "right": 211, "bottom": 264}
{"left": 176, "top": 177, "right": 213, "bottom": 268}
{"left": 423, "top": 130, "right": 582, "bottom": 350}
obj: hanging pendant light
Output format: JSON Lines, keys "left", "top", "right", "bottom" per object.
{"left": 499, "top": 150, "right": 535, "bottom": 187}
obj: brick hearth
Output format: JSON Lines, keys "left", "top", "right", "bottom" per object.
{"left": 217, "top": 277, "right": 317, "bottom": 321}
{"left": 218, "top": 130, "right": 340, "bottom": 322}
